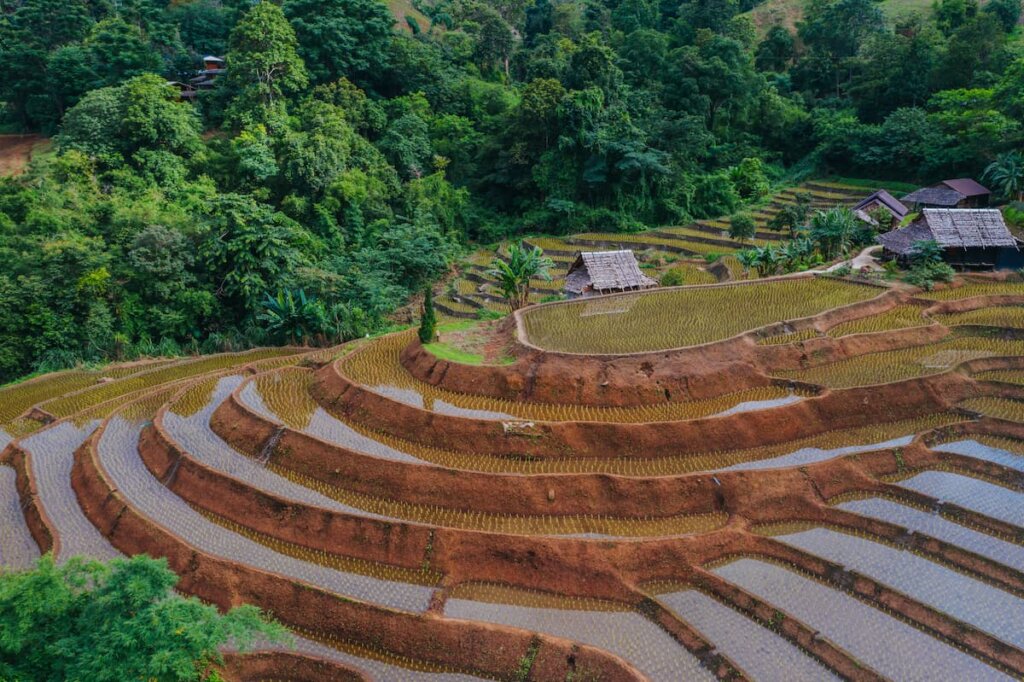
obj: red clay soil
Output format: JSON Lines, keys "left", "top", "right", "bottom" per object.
{"left": 312, "top": 360, "right": 983, "bottom": 459}
{"left": 403, "top": 286, "right": 907, "bottom": 406}
{"left": 70, "top": 421, "right": 647, "bottom": 682}
{"left": 0, "top": 443, "right": 56, "bottom": 555}
{"left": 0, "top": 134, "right": 45, "bottom": 176}
{"left": 162, "top": 377, "right": 1024, "bottom": 675}
{"left": 221, "top": 651, "right": 367, "bottom": 682}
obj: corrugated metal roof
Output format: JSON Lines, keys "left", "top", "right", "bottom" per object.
{"left": 901, "top": 187, "right": 964, "bottom": 207}
{"left": 564, "top": 250, "right": 657, "bottom": 294}
{"left": 938, "top": 178, "right": 990, "bottom": 197}
{"left": 853, "top": 190, "right": 909, "bottom": 220}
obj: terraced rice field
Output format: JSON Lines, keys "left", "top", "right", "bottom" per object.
{"left": 4, "top": 270, "right": 1024, "bottom": 679}
{"left": 521, "top": 277, "right": 882, "bottom": 353}
{"left": 439, "top": 181, "right": 865, "bottom": 319}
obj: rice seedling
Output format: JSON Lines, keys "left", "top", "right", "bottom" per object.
{"left": 835, "top": 496, "right": 1024, "bottom": 572}
{"left": 958, "top": 396, "right": 1024, "bottom": 422}
{"left": 824, "top": 305, "right": 929, "bottom": 337}
{"left": 974, "top": 369, "right": 1024, "bottom": 385}
{"left": 37, "top": 348, "right": 302, "bottom": 419}
{"left": 647, "top": 585, "right": 840, "bottom": 681}
{"left": 774, "top": 334, "right": 1024, "bottom": 388}
{"left": 916, "top": 280, "right": 1024, "bottom": 301}
{"left": 933, "top": 305, "right": 1024, "bottom": 329}
{"left": 895, "top": 470, "right": 1024, "bottom": 530}
{"left": 711, "top": 557, "right": 1011, "bottom": 681}
{"left": 338, "top": 331, "right": 813, "bottom": 423}
{"left": 757, "top": 329, "right": 820, "bottom": 345}
{"left": 444, "top": 583, "right": 716, "bottom": 681}
{"left": 520, "top": 277, "right": 882, "bottom": 354}
{"left": 929, "top": 437, "right": 1024, "bottom": 474}
{"left": 0, "top": 465, "right": 40, "bottom": 569}
{"left": 771, "top": 525, "right": 1024, "bottom": 648}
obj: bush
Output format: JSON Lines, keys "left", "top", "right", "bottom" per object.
{"left": 729, "top": 213, "right": 757, "bottom": 242}
{"left": 903, "top": 261, "right": 955, "bottom": 290}
{"left": 419, "top": 287, "right": 437, "bottom": 343}
{"left": 660, "top": 268, "right": 687, "bottom": 286}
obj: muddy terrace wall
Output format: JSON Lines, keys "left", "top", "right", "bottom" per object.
{"left": 401, "top": 283, "right": 906, "bottom": 406}
{"left": 70, "top": 421, "right": 645, "bottom": 682}
{"left": 312, "top": 362, "right": 983, "bottom": 459}
{"left": 221, "top": 651, "right": 366, "bottom": 682}
{"left": 0, "top": 443, "right": 56, "bottom": 554}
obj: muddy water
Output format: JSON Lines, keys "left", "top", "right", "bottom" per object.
{"left": 0, "top": 428, "right": 11, "bottom": 450}
{"left": 933, "top": 440, "right": 1024, "bottom": 473}
{"left": 898, "top": 471, "right": 1024, "bottom": 527}
{"left": 250, "top": 633, "right": 488, "bottom": 681}
{"left": 712, "top": 558, "right": 1012, "bottom": 681}
{"left": 20, "top": 421, "right": 120, "bottom": 562}
{"left": 654, "top": 588, "right": 838, "bottom": 681}
{"left": 239, "top": 381, "right": 423, "bottom": 464}
{"left": 716, "top": 435, "right": 913, "bottom": 472}
{"left": 775, "top": 527, "right": 1024, "bottom": 649}
{"left": 99, "top": 412, "right": 436, "bottom": 613}
{"left": 712, "top": 394, "right": 803, "bottom": 417}
{"left": 837, "top": 497, "right": 1024, "bottom": 572}
{"left": 0, "top": 465, "right": 39, "bottom": 569}
{"left": 444, "top": 587, "right": 715, "bottom": 681}
{"left": 166, "top": 376, "right": 397, "bottom": 519}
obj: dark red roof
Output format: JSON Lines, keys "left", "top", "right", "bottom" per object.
{"left": 937, "top": 178, "right": 990, "bottom": 197}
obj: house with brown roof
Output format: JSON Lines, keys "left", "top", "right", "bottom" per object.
{"left": 852, "top": 190, "right": 909, "bottom": 228}
{"left": 877, "top": 208, "right": 1021, "bottom": 269}
{"left": 902, "top": 179, "right": 991, "bottom": 210}
{"left": 564, "top": 250, "right": 657, "bottom": 299}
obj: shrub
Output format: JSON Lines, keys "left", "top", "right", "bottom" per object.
{"left": 419, "top": 286, "right": 437, "bottom": 342}
{"left": 729, "top": 213, "right": 757, "bottom": 242}
{"left": 903, "top": 261, "right": 955, "bottom": 290}
{"left": 660, "top": 268, "right": 687, "bottom": 286}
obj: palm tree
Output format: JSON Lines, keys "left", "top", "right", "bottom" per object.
{"left": 984, "top": 152, "right": 1024, "bottom": 202}
{"left": 809, "top": 207, "right": 857, "bottom": 260}
{"left": 258, "top": 288, "right": 328, "bottom": 345}
{"left": 735, "top": 249, "right": 759, "bottom": 278}
{"left": 489, "top": 242, "right": 555, "bottom": 311}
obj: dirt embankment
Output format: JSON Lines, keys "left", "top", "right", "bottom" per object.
{"left": 0, "top": 134, "right": 47, "bottom": 176}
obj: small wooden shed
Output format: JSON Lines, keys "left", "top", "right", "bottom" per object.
{"left": 902, "top": 179, "right": 991, "bottom": 210}
{"left": 877, "top": 208, "right": 1021, "bottom": 269}
{"left": 852, "top": 190, "right": 909, "bottom": 228}
{"left": 564, "top": 250, "right": 657, "bottom": 299}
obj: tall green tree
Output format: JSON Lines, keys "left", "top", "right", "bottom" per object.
{"left": 0, "top": 554, "right": 285, "bottom": 682}
{"left": 284, "top": 0, "right": 396, "bottom": 86}
{"left": 488, "top": 243, "right": 553, "bottom": 311}
{"left": 223, "top": 1, "right": 308, "bottom": 125}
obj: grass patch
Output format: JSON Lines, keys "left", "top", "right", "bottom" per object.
{"left": 821, "top": 176, "right": 919, "bottom": 196}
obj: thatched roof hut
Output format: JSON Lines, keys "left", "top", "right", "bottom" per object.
{"left": 565, "top": 250, "right": 657, "bottom": 298}
{"left": 878, "top": 209, "right": 1019, "bottom": 268}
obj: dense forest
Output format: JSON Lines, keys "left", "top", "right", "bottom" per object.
{"left": 0, "top": 0, "right": 1021, "bottom": 382}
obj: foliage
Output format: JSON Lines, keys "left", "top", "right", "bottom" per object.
{"left": 419, "top": 286, "right": 437, "bottom": 343}
{"left": 0, "top": 0, "right": 1022, "bottom": 381}
{"left": 984, "top": 152, "right": 1024, "bottom": 201}
{"left": 488, "top": 243, "right": 554, "bottom": 311}
{"left": 729, "top": 213, "right": 757, "bottom": 242}
{"left": 0, "top": 554, "right": 286, "bottom": 682}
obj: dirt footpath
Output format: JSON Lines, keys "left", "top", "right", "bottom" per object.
{"left": 0, "top": 134, "right": 47, "bottom": 176}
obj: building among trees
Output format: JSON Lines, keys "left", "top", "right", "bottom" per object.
{"left": 564, "top": 250, "right": 657, "bottom": 299}
{"left": 902, "top": 179, "right": 992, "bottom": 209}
{"left": 852, "top": 190, "right": 909, "bottom": 228}
{"left": 878, "top": 208, "right": 1021, "bottom": 269}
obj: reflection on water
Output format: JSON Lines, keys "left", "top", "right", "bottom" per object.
{"left": 837, "top": 497, "right": 1024, "bottom": 572}
{"left": 712, "top": 558, "right": 1011, "bottom": 681}
{"left": 774, "top": 526, "right": 1024, "bottom": 648}
{"left": 933, "top": 439, "right": 1024, "bottom": 473}
{"left": 898, "top": 471, "right": 1024, "bottom": 527}
{"left": 20, "top": 420, "right": 119, "bottom": 562}
{"left": 444, "top": 585, "right": 715, "bottom": 681}
{"left": 716, "top": 436, "right": 913, "bottom": 472}
{"left": 0, "top": 465, "right": 40, "bottom": 569}
{"left": 654, "top": 587, "right": 838, "bottom": 681}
